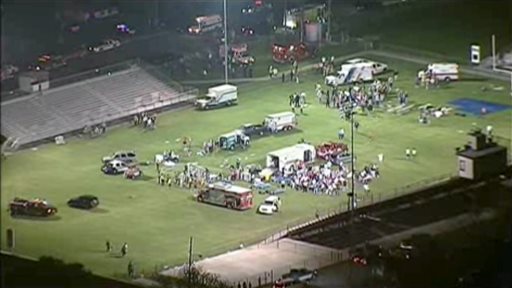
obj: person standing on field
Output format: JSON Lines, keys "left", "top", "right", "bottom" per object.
{"left": 121, "top": 242, "right": 128, "bottom": 257}
{"left": 128, "top": 261, "right": 134, "bottom": 278}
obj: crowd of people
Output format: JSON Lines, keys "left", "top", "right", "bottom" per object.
{"left": 268, "top": 159, "right": 380, "bottom": 196}
{"left": 315, "top": 76, "right": 396, "bottom": 115}
{"left": 133, "top": 112, "right": 157, "bottom": 130}
{"left": 288, "top": 91, "right": 307, "bottom": 113}
{"left": 81, "top": 122, "right": 107, "bottom": 138}
{"left": 157, "top": 162, "right": 215, "bottom": 189}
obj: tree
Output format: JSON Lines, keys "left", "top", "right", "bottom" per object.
{"left": 4, "top": 256, "right": 95, "bottom": 288}
{"left": 154, "top": 266, "right": 232, "bottom": 288}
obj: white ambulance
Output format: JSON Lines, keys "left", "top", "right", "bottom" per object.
{"left": 426, "top": 63, "right": 459, "bottom": 82}
{"left": 264, "top": 112, "right": 297, "bottom": 132}
{"left": 188, "top": 15, "right": 223, "bottom": 34}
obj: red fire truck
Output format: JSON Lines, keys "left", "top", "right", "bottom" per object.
{"left": 272, "top": 43, "right": 312, "bottom": 63}
{"left": 196, "top": 181, "right": 253, "bottom": 210}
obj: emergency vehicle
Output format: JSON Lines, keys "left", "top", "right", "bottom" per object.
{"left": 188, "top": 15, "right": 223, "bottom": 34}
{"left": 35, "top": 54, "right": 67, "bottom": 70}
{"left": 425, "top": 63, "right": 459, "bottom": 82}
{"left": 325, "top": 62, "right": 375, "bottom": 86}
{"left": 220, "top": 43, "right": 255, "bottom": 66}
{"left": 264, "top": 111, "right": 297, "bottom": 132}
{"left": 345, "top": 58, "right": 388, "bottom": 74}
{"left": 272, "top": 43, "right": 312, "bottom": 63}
{"left": 196, "top": 181, "right": 253, "bottom": 210}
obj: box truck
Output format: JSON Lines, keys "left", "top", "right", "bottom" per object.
{"left": 195, "top": 84, "right": 238, "bottom": 110}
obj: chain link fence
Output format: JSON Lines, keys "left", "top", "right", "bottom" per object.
{"left": 49, "top": 60, "right": 136, "bottom": 89}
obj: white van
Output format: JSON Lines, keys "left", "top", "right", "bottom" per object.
{"left": 426, "top": 63, "right": 459, "bottom": 82}
{"left": 264, "top": 111, "right": 297, "bottom": 132}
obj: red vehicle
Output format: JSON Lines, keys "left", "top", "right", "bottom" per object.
{"left": 196, "top": 181, "right": 253, "bottom": 210}
{"left": 316, "top": 142, "right": 349, "bottom": 161}
{"left": 272, "top": 43, "right": 312, "bottom": 63}
{"left": 9, "top": 198, "right": 58, "bottom": 217}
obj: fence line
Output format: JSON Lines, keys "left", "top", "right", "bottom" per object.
{"left": 49, "top": 60, "right": 136, "bottom": 89}
{"left": 378, "top": 42, "right": 458, "bottom": 62}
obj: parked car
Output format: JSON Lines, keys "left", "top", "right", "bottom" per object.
{"left": 89, "top": 39, "right": 121, "bottom": 53}
{"left": 67, "top": 195, "right": 99, "bottom": 209}
{"left": 239, "top": 123, "right": 269, "bottom": 138}
{"left": 257, "top": 195, "right": 281, "bottom": 215}
{"left": 280, "top": 268, "right": 318, "bottom": 285}
{"left": 350, "top": 244, "right": 385, "bottom": 266}
{"left": 102, "top": 151, "right": 137, "bottom": 164}
{"left": 252, "top": 179, "right": 272, "bottom": 194}
{"left": 101, "top": 160, "right": 130, "bottom": 175}
{"left": 9, "top": 198, "right": 57, "bottom": 217}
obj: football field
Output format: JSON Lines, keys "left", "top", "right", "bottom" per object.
{"left": 1, "top": 56, "right": 510, "bottom": 278}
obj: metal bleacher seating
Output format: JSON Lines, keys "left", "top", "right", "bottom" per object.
{"left": 1, "top": 66, "right": 194, "bottom": 146}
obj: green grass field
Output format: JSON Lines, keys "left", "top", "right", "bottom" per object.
{"left": 343, "top": 0, "right": 512, "bottom": 61}
{"left": 1, "top": 56, "right": 511, "bottom": 279}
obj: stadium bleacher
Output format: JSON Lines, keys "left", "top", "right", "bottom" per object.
{"left": 1, "top": 66, "right": 196, "bottom": 146}
{"left": 289, "top": 178, "right": 500, "bottom": 250}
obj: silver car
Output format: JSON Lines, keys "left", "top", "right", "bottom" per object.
{"left": 102, "top": 151, "right": 137, "bottom": 164}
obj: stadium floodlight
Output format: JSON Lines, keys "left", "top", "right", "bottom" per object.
{"left": 223, "top": 0, "right": 228, "bottom": 84}
{"left": 491, "top": 34, "right": 512, "bottom": 97}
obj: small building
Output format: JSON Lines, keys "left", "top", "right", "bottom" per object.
{"left": 456, "top": 130, "right": 508, "bottom": 180}
{"left": 18, "top": 71, "right": 50, "bottom": 93}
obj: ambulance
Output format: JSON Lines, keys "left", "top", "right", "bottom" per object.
{"left": 425, "top": 63, "right": 459, "bottom": 82}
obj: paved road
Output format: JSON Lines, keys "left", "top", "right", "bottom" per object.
{"left": 1, "top": 30, "right": 209, "bottom": 94}
{"left": 181, "top": 49, "right": 512, "bottom": 86}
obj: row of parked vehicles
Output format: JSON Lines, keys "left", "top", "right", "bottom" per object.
{"left": 9, "top": 195, "right": 99, "bottom": 217}
{"left": 10, "top": 150, "right": 142, "bottom": 218}
{"left": 195, "top": 181, "right": 282, "bottom": 215}
{"left": 217, "top": 111, "right": 298, "bottom": 150}
{"left": 101, "top": 151, "right": 142, "bottom": 179}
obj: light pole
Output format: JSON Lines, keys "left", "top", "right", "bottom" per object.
{"left": 187, "top": 236, "right": 193, "bottom": 287}
{"left": 350, "top": 107, "right": 356, "bottom": 210}
{"left": 327, "top": 0, "right": 332, "bottom": 42}
{"left": 491, "top": 34, "right": 512, "bottom": 97}
{"left": 344, "top": 95, "right": 356, "bottom": 211}
{"left": 223, "top": 0, "right": 229, "bottom": 84}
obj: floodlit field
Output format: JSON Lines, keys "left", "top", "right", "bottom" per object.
{"left": 1, "top": 56, "right": 510, "bottom": 278}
